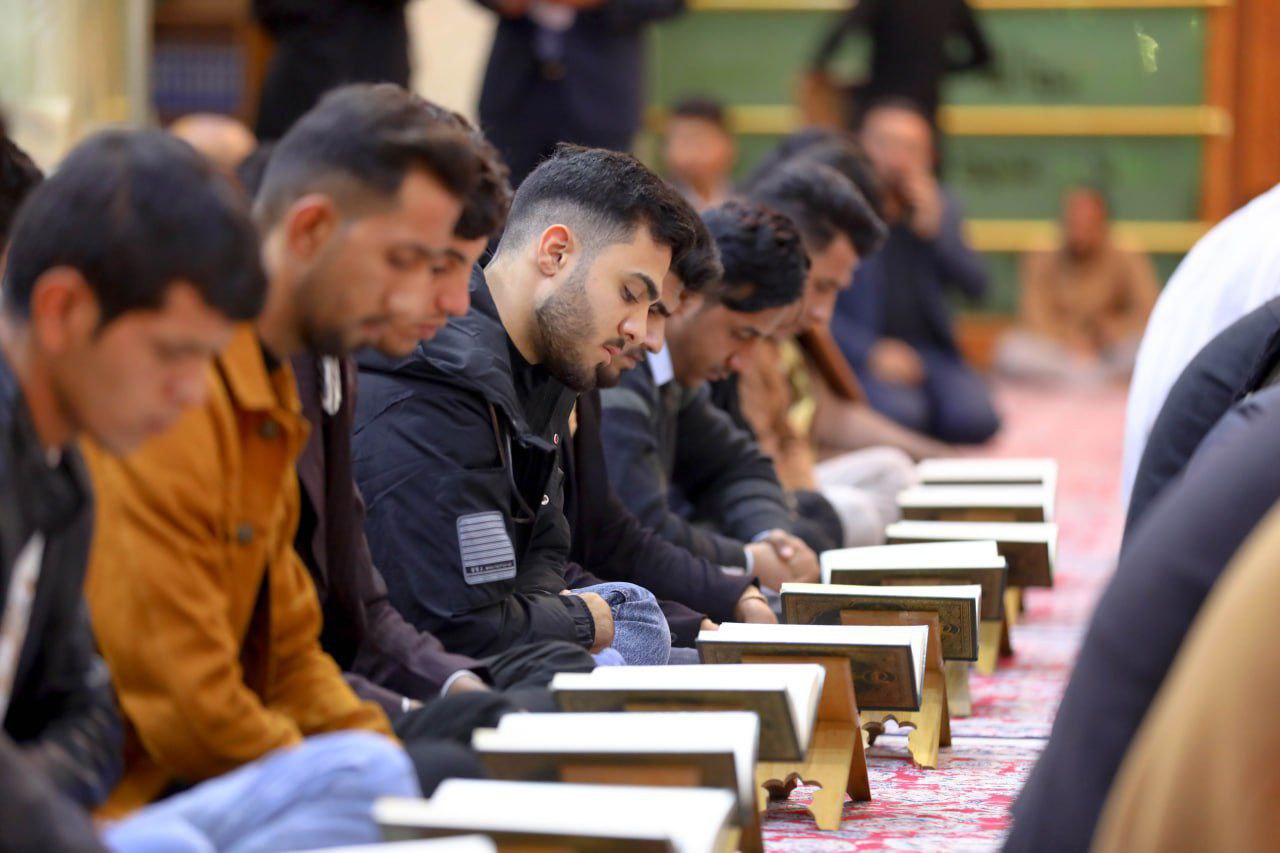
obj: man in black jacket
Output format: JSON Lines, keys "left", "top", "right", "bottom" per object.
{"left": 568, "top": 210, "right": 776, "bottom": 654}
{"left": 354, "top": 144, "right": 699, "bottom": 662}
{"left": 600, "top": 200, "right": 819, "bottom": 591}
{"left": 0, "top": 130, "right": 407, "bottom": 850}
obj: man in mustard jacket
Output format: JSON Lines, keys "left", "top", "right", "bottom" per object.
{"left": 84, "top": 84, "right": 486, "bottom": 816}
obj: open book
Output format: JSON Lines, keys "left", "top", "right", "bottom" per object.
{"left": 377, "top": 780, "right": 737, "bottom": 853}
{"left": 551, "top": 664, "right": 823, "bottom": 761}
{"left": 316, "top": 837, "right": 496, "bottom": 853}
{"left": 780, "top": 582, "right": 982, "bottom": 661}
{"left": 820, "top": 542, "right": 1007, "bottom": 621}
{"left": 697, "top": 622, "right": 928, "bottom": 712}
{"left": 471, "top": 711, "right": 759, "bottom": 824}
{"left": 916, "top": 457, "right": 1057, "bottom": 486}
{"left": 886, "top": 520, "right": 1058, "bottom": 588}
{"left": 897, "top": 484, "right": 1054, "bottom": 523}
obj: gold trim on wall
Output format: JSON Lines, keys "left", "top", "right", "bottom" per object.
{"left": 646, "top": 104, "right": 1232, "bottom": 136}
{"left": 688, "top": 0, "right": 1228, "bottom": 11}
{"left": 966, "top": 219, "right": 1209, "bottom": 252}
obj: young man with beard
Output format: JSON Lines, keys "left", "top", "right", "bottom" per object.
{"left": 353, "top": 144, "right": 698, "bottom": 664}
{"left": 0, "top": 129, "right": 418, "bottom": 850}
{"left": 287, "top": 104, "right": 596, "bottom": 737}
{"left": 599, "top": 200, "right": 820, "bottom": 592}
{"left": 566, "top": 214, "right": 776, "bottom": 658}
{"left": 83, "top": 84, "right": 486, "bottom": 816}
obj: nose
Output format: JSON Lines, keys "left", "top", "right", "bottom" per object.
{"left": 643, "top": 316, "right": 666, "bottom": 354}
{"left": 388, "top": 272, "right": 434, "bottom": 323}
{"left": 437, "top": 272, "right": 471, "bottom": 319}
{"left": 621, "top": 308, "right": 646, "bottom": 345}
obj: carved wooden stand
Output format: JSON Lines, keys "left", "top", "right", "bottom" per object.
{"left": 943, "top": 660, "right": 972, "bottom": 717}
{"left": 741, "top": 654, "right": 870, "bottom": 832}
{"left": 840, "top": 611, "right": 951, "bottom": 770}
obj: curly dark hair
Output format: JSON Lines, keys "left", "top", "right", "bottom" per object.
{"left": 701, "top": 200, "right": 808, "bottom": 313}
{"left": 750, "top": 158, "right": 886, "bottom": 258}
{"left": 670, "top": 208, "right": 723, "bottom": 294}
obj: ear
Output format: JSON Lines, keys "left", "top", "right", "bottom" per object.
{"left": 535, "top": 224, "right": 574, "bottom": 278}
{"left": 28, "top": 267, "right": 101, "bottom": 355}
{"left": 284, "top": 194, "right": 342, "bottom": 263}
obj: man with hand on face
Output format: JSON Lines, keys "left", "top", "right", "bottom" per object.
{"left": 84, "top": 84, "right": 488, "bottom": 816}
{"left": 284, "top": 103, "right": 596, "bottom": 743}
{"left": 830, "top": 99, "right": 1000, "bottom": 445}
{"left": 0, "top": 130, "right": 417, "bottom": 851}
{"left": 567, "top": 213, "right": 776, "bottom": 658}
{"left": 600, "top": 200, "right": 819, "bottom": 593}
{"left": 354, "top": 144, "right": 699, "bottom": 665}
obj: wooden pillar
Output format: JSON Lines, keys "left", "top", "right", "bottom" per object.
{"left": 1230, "top": 0, "right": 1280, "bottom": 208}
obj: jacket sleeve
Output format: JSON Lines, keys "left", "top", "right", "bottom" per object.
{"left": 84, "top": 412, "right": 386, "bottom": 786}
{"left": 673, "top": 386, "right": 795, "bottom": 543}
{"left": 599, "top": 383, "right": 750, "bottom": 567}
{"left": 929, "top": 193, "right": 989, "bottom": 301}
{"left": 353, "top": 376, "right": 593, "bottom": 658}
{"left": 0, "top": 734, "right": 105, "bottom": 852}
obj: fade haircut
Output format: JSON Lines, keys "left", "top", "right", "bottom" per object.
{"left": 670, "top": 206, "right": 723, "bottom": 294}
{"left": 749, "top": 159, "right": 886, "bottom": 258}
{"left": 1, "top": 133, "right": 43, "bottom": 248}
{"left": 743, "top": 129, "right": 884, "bottom": 216}
{"left": 417, "top": 102, "right": 512, "bottom": 240}
{"left": 701, "top": 200, "right": 808, "bottom": 314}
{"left": 254, "top": 83, "right": 480, "bottom": 228}
{"left": 493, "top": 143, "right": 700, "bottom": 269}
{"left": 3, "top": 129, "right": 265, "bottom": 323}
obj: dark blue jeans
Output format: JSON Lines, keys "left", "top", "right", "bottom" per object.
{"left": 860, "top": 347, "right": 1000, "bottom": 445}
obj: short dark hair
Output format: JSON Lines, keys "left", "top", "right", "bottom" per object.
{"left": 750, "top": 159, "right": 886, "bottom": 258}
{"left": 1, "top": 133, "right": 43, "bottom": 248}
{"left": 744, "top": 129, "right": 884, "bottom": 216}
{"left": 3, "top": 129, "right": 265, "bottom": 323}
{"left": 495, "top": 143, "right": 699, "bottom": 266}
{"left": 417, "top": 102, "right": 512, "bottom": 240}
{"left": 670, "top": 207, "right": 723, "bottom": 294}
{"left": 701, "top": 200, "right": 807, "bottom": 313}
{"left": 235, "top": 142, "right": 275, "bottom": 197}
{"left": 670, "top": 96, "right": 729, "bottom": 132}
{"left": 255, "top": 83, "right": 480, "bottom": 228}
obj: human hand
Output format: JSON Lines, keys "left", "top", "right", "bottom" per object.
{"left": 700, "top": 618, "right": 720, "bottom": 632}
{"left": 733, "top": 588, "right": 778, "bottom": 624}
{"left": 869, "top": 338, "right": 925, "bottom": 386}
{"left": 445, "top": 673, "right": 491, "bottom": 695}
{"left": 571, "top": 591, "right": 615, "bottom": 652}
{"left": 784, "top": 539, "right": 821, "bottom": 584}
{"left": 901, "top": 169, "right": 943, "bottom": 239}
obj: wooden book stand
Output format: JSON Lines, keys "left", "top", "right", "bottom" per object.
{"left": 739, "top": 654, "right": 871, "bottom": 832}
{"left": 943, "top": 660, "right": 972, "bottom": 718}
{"left": 839, "top": 611, "right": 951, "bottom": 770}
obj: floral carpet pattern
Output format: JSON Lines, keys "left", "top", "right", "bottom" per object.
{"left": 761, "top": 382, "right": 1128, "bottom": 850}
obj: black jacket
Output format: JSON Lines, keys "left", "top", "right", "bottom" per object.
{"left": 599, "top": 359, "right": 794, "bottom": 568}
{"left": 0, "top": 353, "right": 117, "bottom": 850}
{"left": 353, "top": 269, "right": 594, "bottom": 657}
{"left": 1006, "top": 386, "right": 1280, "bottom": 853}
{"left": 565, "top": 389, "right": 756, "bottom": 646}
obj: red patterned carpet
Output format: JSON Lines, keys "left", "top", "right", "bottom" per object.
{"left": 761, "top": 381, "right": 1129, "bottom": 851}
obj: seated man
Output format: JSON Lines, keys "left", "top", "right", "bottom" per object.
{"left": 1124, "top": 294, "right": 1280, "bottom": 542}
{"left": 575, "top": 209, "right": 776, "bottom": 654}
{"left": 830, "top": 99, "right": 999, "bottom": 444}
{"left": 663, "top": 96, "right": 736, "bottom": 212}
{"left": 354, "top": 144, "right": 699, "bottom": 664}
{"left": 0, "top": 129, "right": 414, "bottom": 849}
{"left": 1005, "top": 379, "right": 1280, "bottom": 851}
{"left": 600, "top": 200, "right": 820, "bottom": 591}
{"left": 995, "top": 187, "right": 1157, "bottom": 384}
{"left": 84, "top": 85, "right": 484, "bottom": 816}
{"left": 286, "top": 104, "right": 595, "bottom": 736}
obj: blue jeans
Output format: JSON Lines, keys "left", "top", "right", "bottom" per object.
{"left": 573, "top": 581, "right": 671, "bottom": 666}
{"left": 860, "top": 347, "right": 1001, "bottom": 445}
{"left": 103, "top": 732, "right": 419, "bottom": 853}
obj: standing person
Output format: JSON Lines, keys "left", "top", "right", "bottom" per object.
{"left": 811, "top": 0, "right": 991, "bottom": 129}
{"left": 0, "top": 128, "right": 417, "bottom": 851}
{"left": 254, "top": 0, "right": 413, "bottom": 140}
{"left": 830, "top": 99, "right": 999, "bottom": 445}
{"left": 475, "top": 0, "right": 685, "bottom": 185}
{"left": 287, "top": 104, "right": 597, "bottom": 734}
{"left": 353, "top": 144, "right": 699, "bottom": 663}
{"left": 995, "top": 188, "right": 1158, "bottom": 384}
{"left": 84, "top": 84, "right": 487, "bottom": 816}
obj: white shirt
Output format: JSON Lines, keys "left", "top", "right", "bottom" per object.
{"left": 1121, "top": 183, "right": 1280, "bottom": 508}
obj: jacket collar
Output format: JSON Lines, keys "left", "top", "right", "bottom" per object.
{"left": 217, "top": 324, "right": 303, "bottom": 419}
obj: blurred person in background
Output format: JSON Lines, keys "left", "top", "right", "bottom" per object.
{"left": 663, "top": 96, "right": 736, "bottom": 212}
{"left": 830, "top": 99, "right": 999, "bottom": 445}
{"left": 168, "top": 113, "right": 257, "bottom": 185}
{"left": 475, "top": 0, "right": 685, "bottom": 185}
{"left": 995, "top": 187, "right": 1158, "bottom": 385}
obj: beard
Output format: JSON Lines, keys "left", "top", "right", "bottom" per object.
{"left": 534, "top": 266, "right": 614, "bottom": 393}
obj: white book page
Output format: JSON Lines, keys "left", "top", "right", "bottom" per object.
{"left": 379, "top": 781, "right": 736, "bottom": 852}
{"left": 898, "top": 484, "right": 1050, "bottom": 508}
{"left": 783, "top": 582, "right": 982, "bottom": 621}
{"left": 316, "top": 837, "right": 496, "bottom": 853}
{"left": 886, "top": 520, "right": 1058, "bottom": 544}
{"left": 917, "top": 458, "right": 1056, "bottom": 483}
{"left": 480, "top": 711, "right": 759, "bottom": 810}
{"left": 705, "top": 620, "right": 928, "bottom": 649}
{"left": 821, "top": 541, "right": 1002, "bottom": 581}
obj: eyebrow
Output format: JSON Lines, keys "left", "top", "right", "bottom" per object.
{"left": 628, "top": 272, "right": 660, "bottom": 303}
{"left": 390, "top": 241, "right": 450, "bottom": 263}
